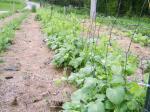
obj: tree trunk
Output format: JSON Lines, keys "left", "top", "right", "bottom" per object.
{"left": 90, "top": 0, "right": 97, "bottom": 20}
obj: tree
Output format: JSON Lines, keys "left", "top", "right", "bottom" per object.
{"left": 90, "top": 0, "right": 97, "bottom": 20}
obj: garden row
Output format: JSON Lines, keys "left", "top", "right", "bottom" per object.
{"left": 0, "top": 12, "right": 13, "bottom": 20}
{"left": 45, "top": 6, "right": 150, "bottom": 47}
{"left": 37, "top": 7, "right": 147, "bottom": 112}
{"left": 0, "top": 12, "right": 28, "bottom": 53}
{"left": 97, "top": 16, "right": 150, "bottom": 46}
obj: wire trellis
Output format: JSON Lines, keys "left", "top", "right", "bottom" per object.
{"left": 76, "top": 0, "right": 150, "bottom": 111}
{"left": 48, "top": 0, "right": 150, "bottom": 111}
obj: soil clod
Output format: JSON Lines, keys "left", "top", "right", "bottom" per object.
{"left": 4, "top": 64, "right": 21, "bottom": 71}
{"left": 5, "top": 76, "right": 13, "bottom": 80}
{"left": 11, "top": 97, "right": 18, "bottom": 106}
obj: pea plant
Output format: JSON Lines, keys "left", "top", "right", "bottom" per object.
{"left": 37, "top": 7, "right": 146, "bottom": 112}
{"left": 97, "top": 16, "right": 150, "bottom": 47}
{"left": 0, "top": 12, "right": 28, "bottom": 53}
{"left": 126, "top": 31, "right": 150, "bottom": 46}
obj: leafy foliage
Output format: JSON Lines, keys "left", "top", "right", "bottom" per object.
{"left": 127, "top": 32, "right": 150, "bottom": 46}
{"left": 34, "top": 0, "right": 149, "bottom": 16}
{"left": 37, "top": 7, "right": 146, "bottom": 112}
{"left": 0, "top": 12, "right": 28, "bottom": 53}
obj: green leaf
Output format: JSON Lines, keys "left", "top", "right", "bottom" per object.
{"left": 63, "top": 102, "right": 81, "bottom": 111}
{"left": 111, "top": 75, "right": 125, "bottom": 85}
{"left": 68, "top": 73, "right": 78, "bottom": 82}
{"left": 71, "top": 87, "right": 90, "bottom": 103}
{"left": 105, "top": 100, "right": 114, "bottom": 109}
{"left": 127, "top": 99, "right": 138, "bottom": 110}
{"left": 94, "top": 55, "right": 101, "bottom": 63}
{"left": 95, "top": 94, "right": 105, "bottom": 102}
{"left": 125, "top": 64, "right": 136, "bottom": 76}
{"left": 76, "top": 79, "right": 84, "bottom": 85}
{"left": 128, "top": 82, "right": 145, "bottom": 97}
{"left": 71, "top": 89, "right": 84, "bottom": 103}
{"left": 88, "top": 101, "right": 105, "bottom": 112}
{"left": 84, "top": 77, "right": 98, "bottom": 88}
{"left": 114, "top": 103, "right": 127, "bottom": 112}
{"left": 69, "top": 57, "right": 83, "bottom": 69}
{"left": 80, "top": 65, "right": 94, "bottom": 75}
{"left": 106, "top": 86, "right": 125, "bottom": 105}
{"left": 111, "top": 65, "right": 122, "bottom": 75}
{"left": 63, "top": 102, "right": 74, "bottom": 110}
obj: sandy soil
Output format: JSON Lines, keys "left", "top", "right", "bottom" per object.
{"left": 0, "top": 14, "right": 73, "bottom": 112}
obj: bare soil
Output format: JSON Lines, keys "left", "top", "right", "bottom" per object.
{"left": 0, "top": 14, "right": 73, "bottom": 112}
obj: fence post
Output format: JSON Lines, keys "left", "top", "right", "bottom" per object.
{"left": 90, "top": 0, "right": 97, "bottom": 20}
{"left": 144, "top": 74, "right": 150, "bottom": 112}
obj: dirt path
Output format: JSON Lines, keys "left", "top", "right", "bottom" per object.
{"left": 0, "top": 13, "right": 21, "bottom": 28}
{"left": 0, "top": 14, "right": 73, "bottom": 112}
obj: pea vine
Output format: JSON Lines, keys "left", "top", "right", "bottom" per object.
{"left": 37, "top": 7, "right": 146, "bottom": 112}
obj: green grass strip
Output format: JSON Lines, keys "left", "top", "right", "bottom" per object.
{"left": 0, "top": 0, "right": 25, "bottom": 11}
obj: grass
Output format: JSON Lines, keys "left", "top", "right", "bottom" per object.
{"left": 30, "top": 0, "right": 40, "bottom": 2}
{"left": 0, "top": 0, "right": 25, "bottom": 11}
{"left": 0, "top": 12, "right": 29, "bottom": 53}
{"left": 0, "top": 12, "right": 13, "bottom": 20}
{"left": 0, "top": 0, "right": 26, "bottom": 21}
